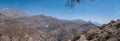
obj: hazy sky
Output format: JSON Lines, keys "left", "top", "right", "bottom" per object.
{"left": 0, "top": 0, "right": 120, "bottom": 24}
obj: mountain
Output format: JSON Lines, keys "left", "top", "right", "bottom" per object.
{"left": 0, "top": 14, "right": 51, "bottom": 41}
{"left": 0, "top": 13, "right": 7, "bottom": 19}
{"left": 0, "top": 8, "right": 99, "bottom": 41}
{"left": 66, "top": 19, "right": 120, "bottom": 41}
{"left": 16, "top": 14, "right": 98, "bottom": 41}
{"left": 0, "top": 8, "right": 29, "bottom": 19}
{"left": 91, "top": 22, "right": 101, "bottom": 26}
{"left": 70, "top": 19, "right": 88, "bottom": 24}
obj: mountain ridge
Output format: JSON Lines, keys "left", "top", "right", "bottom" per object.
{"left": 0, "top": 8, "right": 29, "bottom": 19}
{"left": 0, "top": 8, "right": 99, "bottom": 41}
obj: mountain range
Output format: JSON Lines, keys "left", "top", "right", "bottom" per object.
{"left": 0, "top": 8, "right": 105, "bottom": 41}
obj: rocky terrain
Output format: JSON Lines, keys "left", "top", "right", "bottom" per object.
{"left": 1, "top": 8, "right": 119, "bottom": 41}
{"left": 0, "top": 14, "right": 43, "bottom": 41}
{"left": 66, "top": 19, "right": 120, "bottom": 41}
{"left": 0, "top": 8, "right": 98, "bottom": 41}
{"left": 16, "top": 14, "right": 98, "bottom": 41}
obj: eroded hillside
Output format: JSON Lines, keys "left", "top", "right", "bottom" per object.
{"left": 0, "top": 14, "right": 56, "bottom": 41}
{"left": 67, "top": 19, "right": 120, "bottom": 41}
{"left": 1, "top": 8, "right": 114, "bottom": 41}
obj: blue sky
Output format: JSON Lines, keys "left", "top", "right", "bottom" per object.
{"left": 0, "top": 0, "right": 120, "bottom": 24}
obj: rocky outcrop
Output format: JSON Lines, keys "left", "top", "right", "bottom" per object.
{"left": 68, "top": 19, "right": 120, "bottom": 41}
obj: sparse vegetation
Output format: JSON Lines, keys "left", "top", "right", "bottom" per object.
{"left": 67, "top": 19, "right": 120, "bottom": 41}
{"left": 0, "top": 8, "right": 120, "bottom": 41}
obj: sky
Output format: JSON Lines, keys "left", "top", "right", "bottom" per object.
{"left": 0, "top": 0, "right": 120, "bottom": 24}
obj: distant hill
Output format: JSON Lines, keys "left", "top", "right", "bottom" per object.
{"left": 16, "top": 15, "right": 98, "bottom": 41}
{"left": 91, "top": 22, "right": 101, "bottom": 26}
{"left": 0, "top": 8, "right": 29, "bottom": 19}
{"left": 70, "top": 19, "right": 88, "bottom": 24}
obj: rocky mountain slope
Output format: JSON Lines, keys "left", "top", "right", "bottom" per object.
{"left": 0, "top": 8, "right": 99, "bottom": 41}
{"left": 67, "top": 19, "right": 120, "bottom": 41}
{"left": 0, "top": 13, "right": 58, "bottom": 41}
{"left": 16, "top": 15, "right": 98, "bottom": 41}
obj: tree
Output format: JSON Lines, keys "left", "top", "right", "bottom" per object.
{"left": 67, "top": 0, "right": 95, "bottom": 8}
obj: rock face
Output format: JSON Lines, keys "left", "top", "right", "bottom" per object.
{"left": 68, "top": 19, "right": 120, "bottom": 41}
